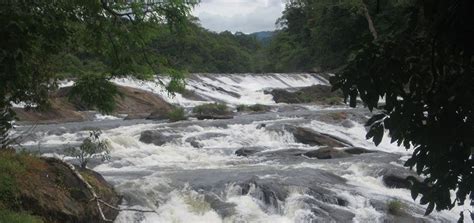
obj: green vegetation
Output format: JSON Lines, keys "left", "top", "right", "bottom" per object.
{"left": 151, "top": 21, "right": 265, "bottom": 73}
{"left": 193, "top": 103, "right": 229, "bottom": 116}
{"left": 68, "top": 74, "right": 120, "bottom": 114}
{"left": 0, "top": 0, "right": 197, "bottom": 148}
{"left": 236, "top": 104, "right": 269, "bottom": 113}
{"left": 0, "top": 210, "right": 43, "bottom": 223}
{"left": 65, "top": 130, "right": 110, "bottom": 169}
{"left": 0, "top": 151, "right": 27, "bottom": 209}
{"left": 0, "top": 151, "right": 45, "bottom": 222}
{"left": 327, "top": 0, "right": 474, "bottom": 219}
{"left": 387, "top": 200, "right": 404, "bottom": 215}
{"left": 167, "top": 107, "right": 187, "bottom": 122}
{"left": 267, "top": 0, "right": 473, "bottom": 219}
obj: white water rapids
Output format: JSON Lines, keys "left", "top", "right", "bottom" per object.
{"left": 16, "top": 73, "right": 471, "bottom": 223}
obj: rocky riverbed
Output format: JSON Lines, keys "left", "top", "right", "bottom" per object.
{"left": 13, "top": 73, "right": 468, "bottom": 222}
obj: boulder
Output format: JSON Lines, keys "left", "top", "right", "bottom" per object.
{"left": 382, "top": 174, "right": 413, "bottom": 189}
{"left": 196, "top": 114, "right": 234, "bottom": 120}
{"left": 185, "top": 133, "right": 227, "bottom": 148}
{"left": 344, "top": 147, "right": 375, "bottom": 155}
{"left": 291, "top": 126, "right": 353, "bottom": 147}
{"left": 266, "top": 85, "right": 343, "bottom": 105}
{"left": 139, "top": 130, "right": 179, "bottom": 146}
{"left": 235, "top": 147, "right": 266, "bottom": 157}
{"left": 15, "top": 157, "right": 121, "bottom": 223}
{"left": 204, "top": 194, "right": 236, "bottom": 218}
{"left": 304, "top": 147, "right": 351, "bottom": 159}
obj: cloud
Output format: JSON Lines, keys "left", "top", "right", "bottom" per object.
{"left": 192, "top": 0, "right": 285, "bottom": 33}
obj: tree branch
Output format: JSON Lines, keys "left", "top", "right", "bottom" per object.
{"left": 360, "top": 0, "right": 378, "bottom": 41}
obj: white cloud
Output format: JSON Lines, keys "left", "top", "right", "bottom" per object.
{"left": 192, "top": 0, "right": 286, "bottom": 33}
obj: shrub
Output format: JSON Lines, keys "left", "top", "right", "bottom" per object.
{"left": 65, "top": 130, "right": 110, "bottom": 169}
{"left": 388, "top": 199, "right": 404, "bottom": 215}
{"left": 236, "top": 104, "right": 269, "bottom": 112}
{"left": 167, "top": 107, "right": 187, "bottom": 122}
{"left": 192, "top": 103, "right": 229, "bottom": 115}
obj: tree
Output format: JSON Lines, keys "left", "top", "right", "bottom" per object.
{"left": 0, "top": 0, "right": 198, "bottom": 147}
{"left": 331, "top": 0, "right": 473, "bottom": 220}
{"left": 65, "top": 130, "right": 110, "bottom": 169}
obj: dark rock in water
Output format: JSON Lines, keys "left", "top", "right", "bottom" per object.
{"left": 256, "top": 123, "right": 266, "bottom": 129}
{"left": 260, "top": 148, "right": 307, "bottom": 158}
{"left": 341, "top": 120, "right": 354, "bottom": 128}
{"left": 235, "top": 147, "right": 266, "bottom": 157}
{"left": 215, "top": 86, "right": 241, "bottom": 98}
{"left": 204, "top": 194, "right": 236, "bottom": 218}
{"left": 382, "top": 174, "right": 413, "bottom": 189}
{"left": 267, "top": 85, "right": 343, "bottom": 105}
{"left": 185, "top": 133, "right": 227, "bottom": 148}
{"left": 139, "top": 130, "right": 179, "bottom": 146}
{"left": 124, "top": 113, "right": 150, "bottom": 120}
{"left": 291, "top": 126, "right": 353, "bottom": 147}
{"left": 238, "top": 177, "right": 288, "bottom": 210}
{"left": 344, "top": 147, "right": 375, "bottom": 155}
{"left": 17, "top": 158, "right": 121, "bottom": 223}
{"left": 304, "top": 147, "right": 351, "bottom": 159}
{"left": 196, "top": 114, "right": 234, "bottom": 120}
{"left": 378, "top": 167, "right": 422, "bottom": 190}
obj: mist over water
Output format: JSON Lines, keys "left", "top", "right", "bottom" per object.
{"left": 19, "top": 73, "right": 469, "bottom": 223}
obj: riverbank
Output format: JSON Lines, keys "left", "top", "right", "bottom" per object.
{"left": 0, "top": 150, "right": 121, "bottom": 223}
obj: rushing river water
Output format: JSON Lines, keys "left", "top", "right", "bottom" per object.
{"left": 14, "top": 74, "right": 470, "bottom": 222}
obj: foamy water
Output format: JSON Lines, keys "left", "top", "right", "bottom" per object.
{"left": 16, "top": 73, "right": 470, "bottom": 223}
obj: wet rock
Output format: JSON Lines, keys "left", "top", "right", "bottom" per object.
{"left": 235, "top": 147, "right": 266, "bottom": 157}
{"left": 196, "top": 114, "right": 234, "bottom": 120}
{"left": 260, "top": 149, "right": 307, "bottom": 158}
{"left": 344, "top": 147, "right": 375, "bottom": 155}
{"left": 185, "top": 133, "right": 227, "bottom": 148}
{"left": 304, "top": 147, "right": 351, "bottom": 159}
{"left": 266, "top": 85, "right": 343, "bottom": 105}
{"left": 124, "top": 113, "right": 150, "bottom": 120}
{"left": 341, "top": 120, "right": 354, "bottom": 128}
{"left": 378, "top": 167, "right": 422, "bottom": 190}
{"left": 139, "top": 130, "right": 179, "bottom": 146}
{"left": 204, "top": 194, "right": 236, "bottom": 218}
{"left": 291, "top": 126, "right": 353, "bottom": 147}
{"left": 239, "top": 177, "right": 288, "bottom": 210}
{"left": 382, "top": 175, "right": 413, "bottom": 189}
{"left": 256, "top": 123, "right": 266, "bottom": 129}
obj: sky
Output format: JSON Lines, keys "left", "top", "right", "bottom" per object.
{"left": 192, "top": 0, "right": 286, "bottom": 34}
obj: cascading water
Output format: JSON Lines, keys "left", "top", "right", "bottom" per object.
{"left": 16, "top": 73, "right": 471, "bottom": 223}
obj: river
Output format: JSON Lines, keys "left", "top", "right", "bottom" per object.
{"left": 14, "top": 73, "right": 468, "bottom": 222}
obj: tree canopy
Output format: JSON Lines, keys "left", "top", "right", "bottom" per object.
{"left": 265, "top": 0, "right": 473, "bottom": 220}
{"left": 0, "top": 0, "right": 197, "bottom": 133}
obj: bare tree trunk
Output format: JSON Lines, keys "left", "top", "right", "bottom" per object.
{"left": 361, "top": 0, "right": 378, "bottom": 41}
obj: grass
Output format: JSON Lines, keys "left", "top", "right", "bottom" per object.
{"left": 193, "top": 103, "right": 229, "bottom": 115}
{"left": 0, "top": 210, "right": 43, "bottom": 223}
{"left": 0, "top": 150, "right": 45, "bottom": 223}
{"left": 0, "top": 150, "right": 27, "bottom": 209}
{"left": 388, "top": 199, "right": 404, "bottom": 215}
{"left": 167, "top": 107, "right": 187, "bottom": 122}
